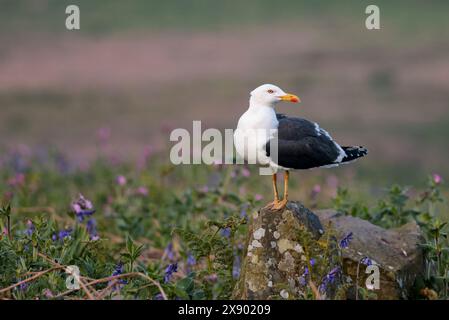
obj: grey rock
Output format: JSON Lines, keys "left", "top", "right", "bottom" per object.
{"left": 316, "top": 209, "right": 425, "bottom": 299}
{"left": 233, "top": 201, "right": 340, "bottom": 300}
{"left": 233, "top": 202, "right": 425, "bottom": 300}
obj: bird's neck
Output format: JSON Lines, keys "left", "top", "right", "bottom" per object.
{"left": 249, "top": 96, "right": 276, "bottom": 110}
{"left": 243, "top": 99, "right": 278, "bottom": 130}
{"left": 248, "top": 99, "right": 276, "bottom": 118}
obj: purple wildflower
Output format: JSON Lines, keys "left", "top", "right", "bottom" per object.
{"left": 298, "top": 276, "right": 307, "bottom": 286}
{"left": 360, "top": 257, "right": 372, "bottom": 266}
{"left": 52, "top": 228, "right": 72, "bottom": 242}
{"left": 153, "top": 293, "right": 164, "bottom": 300}
{"left": 109, "top": 262, "right": 127, "bottom": 290}
{"left": 232, "top": 255, "right": 241, "bottom": 279}
{"left": 25, "top": 220, "right": 34, "bottom": 236}
{"left": 185, "top": 253, "right": 196, "bottom": 273}
{"left": 164, "top": 242, "right": 175, "bottom": 261}
{"left": 339, "top": 232, "right": 353, "bottom": 249}
{"left": 116, "top": 175, "right": 127, "bottom": 186}
{"left": 43, "top": 288, "right": 54, "bottom": 298}
{"left": 254, "top": 194, "right": 263, "bottom": 201}
{"left": 59, "top": 228, "right": 72, "bottom": 240}
{"left": 71, "top": 194, "right": 95, "bottom": 222}
{"left": 240, "top": 206, "right": 248, "bottom": 218}
{"left": 187, "top": 253, "right": 196, "bottom": 266}
{"left": 136, "top": 186, "right": 149, "bottom": 196}
{"left": 164, "top": 263, "right": 178, "bottom": 283}
{"left": 18, "top": 282, "right": 28, "bottom": 292}
{"left": 303, "top": 266, "right": 309, "bottom": 276}
{"left": 310, "top": 184, "right": 321, "bottom": 200}
{"left": 241, "top": 167, "right": 250, "bottom": 177}
{"left": 433, "top": 174, "right": 442, "bottom": 185}
{"left": 205, "top": 273, "right": 218, "bottom": 283}
{"left": 86, "top": 219, "right": 99, "bottom": 241}
{"left": 112, "top": 263, "right": 126, "bottom": 283}
{"left": 300, "top": 259, "right": 315, "bottom": 283}
{"left": 319, "top": 267, "right": 341, "bottom": 293}
{"left": 221, "top": 227, "right": 231, "bottom": 238}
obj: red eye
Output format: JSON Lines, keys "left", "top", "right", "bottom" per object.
{"left": 267, "top": 89, "right": 274, "bottom": 94}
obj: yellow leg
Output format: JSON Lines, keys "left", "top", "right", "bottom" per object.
{"left": 272, "top": 171, "right": 289, "bottom": 210}
{"left": 263, "top": 173, "right": 280, "bottom": 209}
{"left": 273, "top": 173, "right": 280, "bottom": 203}
{"left": 284, "top": 171, "right": 289, "bottom": 202}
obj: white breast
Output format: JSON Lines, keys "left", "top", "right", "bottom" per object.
{"left": 234, "top": 105, "right": 278, "bottom": 165}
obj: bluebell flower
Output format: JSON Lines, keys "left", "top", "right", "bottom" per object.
{"left": 154, "top": 293, "right": 164, "bottom": 300}
{"left": 186, "top": 253, "right": 196, "bottom": 273}
{"left": 319, "top": 267, "right": 341, "bottom": 293}
{"left": 52, "top": 228, "right": 73, "bottom": 242}
{"left": 361, "top": 257, "right": 372, "bottom": 266}
{"left": 18, "top": 282, "right": 28, "bottom": 292}
{"left": 232, "top": 255, "right": 241, "bottom": 279}
{"left": 109, "top": 262, "right": 128, "bottom": 290}
{"left": 299, "top": 261, "right": 316, "bottom": 286}
{"left": 164, "top": 263, "right": 178, "bottom": 283}
{"left": 71, "top": 194, "right": 95, "bottom": 222}
{"left": 187, "top": 253, "right": 196, "bottom": 266}
{"left": 86, "top": 219, "right": 99, "bottom": 240}
{"left": 303, "top": 266, "right": 309, "bottom": 276}
{"left": 164, "top": 242, "right": 175, "bottom": 261}
{"left": 112, "top": 263, "right": 127, "bottom": 284}
{"left": 339, "top": 232, "right": 353, "bottom": 249}
{"left": 240, "top": 204, "right": 248, "bottom": 218}
{"left": 25, "top": 220, "right": 34, "bottom": 236}
{"left": 58, "top": 228, "right": 72, "bottom": 240}
{"left": 221, "top": 227, "right": 231, "bottom": 238}
{"left": 112, "top": 263, "right": 124, "bottom": 275}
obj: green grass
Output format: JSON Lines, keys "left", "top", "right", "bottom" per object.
{"left": 0, "top": 146, "right": 448, "bottom": 299}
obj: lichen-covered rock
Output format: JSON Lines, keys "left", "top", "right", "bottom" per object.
{"left": 316, "top": 210, "right": 425, "bottom": 300}
{"left": 232, "top": 201, "right": 341, "bottom": 300}
{"left": 233, "top": 202, "right": 425, "bottom": 300}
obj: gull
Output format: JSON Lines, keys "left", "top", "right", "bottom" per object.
{"left": 234, "top": 84, "right": 367, "bottom": 210}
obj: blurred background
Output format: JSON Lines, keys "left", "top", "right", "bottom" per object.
{"left": 1, "top": 0, "right": 448, "bottom": 186}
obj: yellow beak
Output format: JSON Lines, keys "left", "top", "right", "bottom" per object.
{"left": 279, "top": 93, "right": 300, "bottom": 103}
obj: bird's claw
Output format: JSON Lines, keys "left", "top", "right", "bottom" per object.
{"left": 271, "top": 199, "right": 288, "bottom": 211}
{"left": 263, "top": 201, "right": 277, "bottom": 210}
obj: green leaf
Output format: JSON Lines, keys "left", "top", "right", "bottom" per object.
{"left": 176, "top": 276, "right": 194, "bottom": 293}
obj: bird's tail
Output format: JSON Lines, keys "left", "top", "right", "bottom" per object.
{"left": 341, "top": 146, "right": 368, "bottom": 163}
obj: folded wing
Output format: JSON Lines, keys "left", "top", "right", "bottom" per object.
{"left": 265, "top": 114, "right": 347, "bottom": 169}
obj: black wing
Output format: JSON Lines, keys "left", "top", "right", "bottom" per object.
{"left": 265, "top": 114, "right": 344, "bottom": 169}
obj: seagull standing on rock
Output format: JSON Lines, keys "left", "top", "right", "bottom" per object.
{"left": 234, "top": 84, "right": 367, "bottom": 210}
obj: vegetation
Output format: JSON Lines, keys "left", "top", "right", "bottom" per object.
{"left": 0, "top": 144, "right": 447, "bottom": 300}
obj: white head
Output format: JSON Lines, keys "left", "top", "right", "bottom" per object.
{"left": 249, "top": 84, "right": 300, "bottom": 107}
